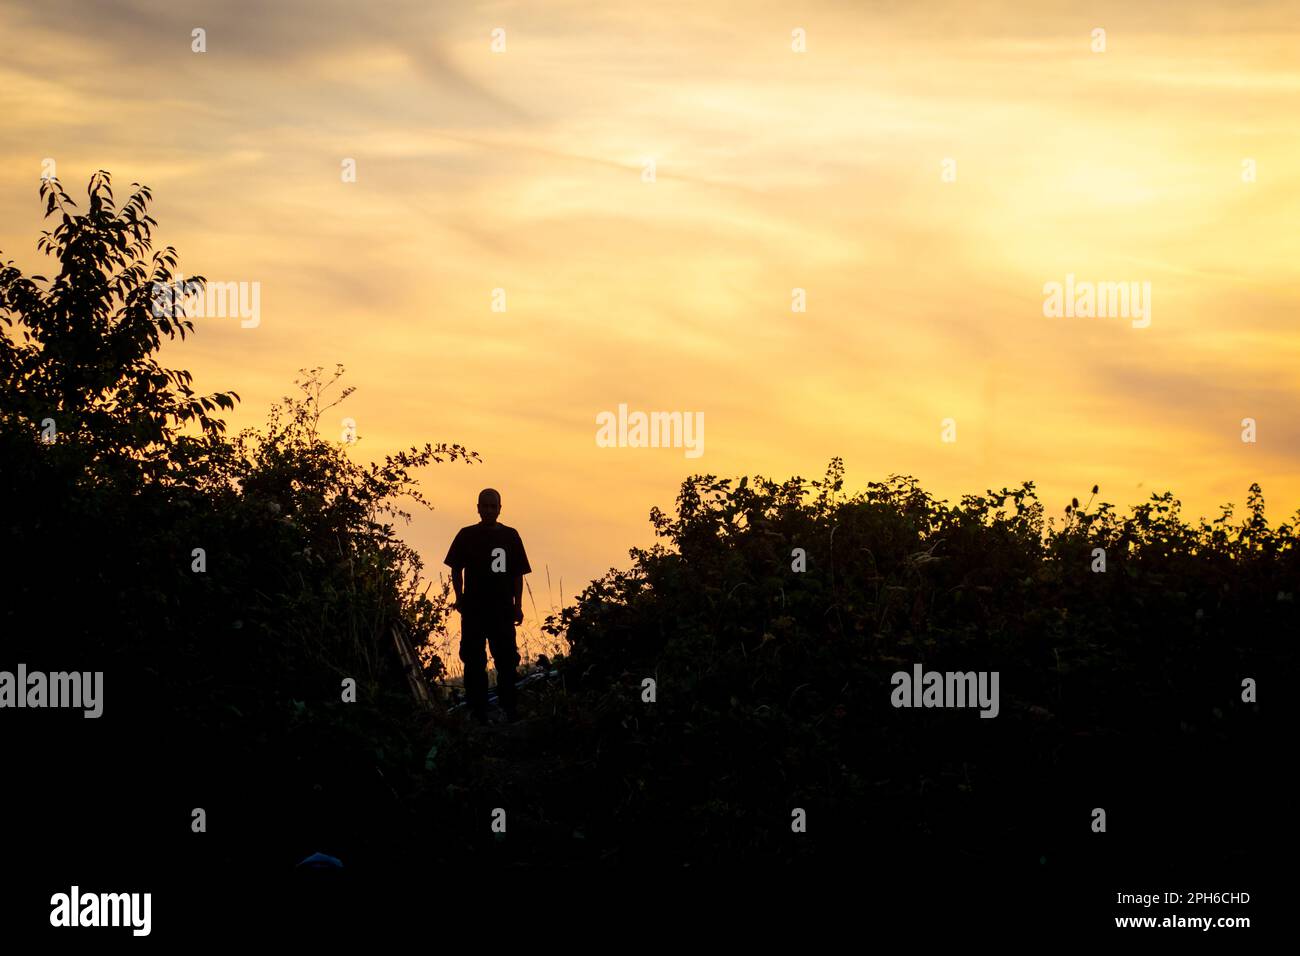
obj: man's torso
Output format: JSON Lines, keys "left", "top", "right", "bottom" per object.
{"left": 445, "top": 523, "right": 530, "bottom": 612}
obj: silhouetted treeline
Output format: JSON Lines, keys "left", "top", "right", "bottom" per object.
{"left": 1, "top": 174, "right": 474, "bottom": 893}
{"left": 2, "top": 176, "right": 1292, "bottom": 917}
{"left": 541, "top": 463, "right": 1295, "bottom": 874}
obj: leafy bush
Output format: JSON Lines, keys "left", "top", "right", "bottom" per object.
{"left": 1, "top": 172, "right": 477, "bottom": 877}
{"left": 541, "top": 461, "right": 1296, "bottom": 865}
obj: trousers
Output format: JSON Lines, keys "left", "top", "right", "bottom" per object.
{"left": 458, "top": 609, "right": 519, "bottom": 717}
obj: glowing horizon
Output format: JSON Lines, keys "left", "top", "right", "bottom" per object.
{"left": 3, "top": 0, "right": 1298, "bottom": 597}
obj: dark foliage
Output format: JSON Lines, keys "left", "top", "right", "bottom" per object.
{"left": 540, "top": 463, "right": 1295, "bottom": 872}
{"left": 1, "top": 174, "right": 1292, "bottom": 900}
{"left": 1, "top": 174, "right": 477, "bottom": 883}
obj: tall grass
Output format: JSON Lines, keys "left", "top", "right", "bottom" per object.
{"left": 424, "top": 565, "right": 569, "bottom": 684}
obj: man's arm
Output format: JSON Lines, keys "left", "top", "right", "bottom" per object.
{"left": 451, "top": 566, "right": 464, "bottom": 610}
{"left": 511, "top": 529, "right": 530, "bottom": 625}
{"left": 444, "top": 529, "right": 465, "bottom": 611}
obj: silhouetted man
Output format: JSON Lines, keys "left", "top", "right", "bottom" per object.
{"left": 444, "top": 488, "right": 531, "bottom": 724}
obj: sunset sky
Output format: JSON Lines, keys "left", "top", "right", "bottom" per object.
{"left": 3, "top": 0, "right": 1298, "bottom": 603}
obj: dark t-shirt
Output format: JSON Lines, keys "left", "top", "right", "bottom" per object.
{"left": 444, "top": 522, "right": 531, "bottom": 612}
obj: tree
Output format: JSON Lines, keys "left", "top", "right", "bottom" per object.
{"left": 0, "top": 170, "right": 237, "bottom": 484}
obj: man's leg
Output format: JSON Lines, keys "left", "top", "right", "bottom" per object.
{"left": 487, "top": 618, "right": 520, "bottom": 719}
{"left": 458, "top": 614, "right": 490, "bottom": 721}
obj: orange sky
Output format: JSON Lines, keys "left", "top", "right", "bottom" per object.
{"left": 3, "top": 0, "right": 1299, "bottom": 601}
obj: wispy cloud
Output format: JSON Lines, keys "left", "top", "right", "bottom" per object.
{"left": 3, "top": 0, "right": 1299, "bottom": 586}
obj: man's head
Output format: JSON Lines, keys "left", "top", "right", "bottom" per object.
{"left": 477, "top": 488, "right": 502, "bottom": 524}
